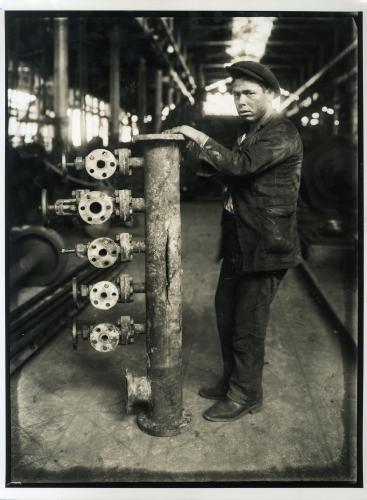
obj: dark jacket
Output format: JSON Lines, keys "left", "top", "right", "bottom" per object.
{"left": 198, "top": 114, "right": 303, "bottom": 272}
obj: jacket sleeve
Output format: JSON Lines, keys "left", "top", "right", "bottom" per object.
{"left": 198, "top": 121, "right": 299, "bottom": 177}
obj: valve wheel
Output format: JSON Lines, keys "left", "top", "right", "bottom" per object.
{"left": 72, "top": 277, "right": 81, "bottom": 309}
{"left": 40, "top": 189, "right": 50, "bottom": 226}
{"left": 90, "top": 323, "right": 120, "bottom": 352}
{"left": 72, "top": 321, "right": 78, "bottom": 350}
{"left": 85, "top": 149, "right": 117, "bottom": 180}
{"left": 78, "top": 191, "right": 114, "bottom": 225}
{"left": 89, "top": 280, "right": 119, "bottom": 310}
{"left": 87, "top": 237, "right": 119, "bottom": 268}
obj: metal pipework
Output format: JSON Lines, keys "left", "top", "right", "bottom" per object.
{"left": 60, "top": 148, "right": 144, "bottom": 179}
{"left": 54, "top": 18, "right": 69, "bottom": 146}
{"left": 9, "top": 226, "right": 67, "bottom": 288}
{"left": 72, "top": 273, "right": 145, "bottom": 310}
{"left": 72, "top": 316, "right": 145, "bottom": 351}
{"left": 61, "top": 233, "right": 145, "bottom": 268}
{"left": 130, "top": 133, "right": 191, "bottom": 437}
{"left": 40, "top": 188, "right": 145, "bottom": 225}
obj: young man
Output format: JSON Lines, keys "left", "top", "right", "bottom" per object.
{"left": 166, "top": 60, "right": 303, "bottom": 422}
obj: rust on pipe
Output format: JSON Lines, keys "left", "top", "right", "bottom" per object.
{"left": 133, "top": 133, "right": 191, "bottom": 436}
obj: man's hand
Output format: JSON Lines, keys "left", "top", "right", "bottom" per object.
{"left": 163, "top": 125, "right": 209, "bottom": 148}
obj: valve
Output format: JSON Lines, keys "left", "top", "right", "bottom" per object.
{"left": 40, "top": 189, "right": 145, "bottom": 225}
{"left": 71, "top": 273, "right": 145, "bottom": 309}
{"left": 72, "top": 317, "right": 145, "bottom": 351}
{"left": 59, "top": 148, "right": 144, "bottom": 180}
{"left": 62, "top": 233, "right": 145, "bottom": 268}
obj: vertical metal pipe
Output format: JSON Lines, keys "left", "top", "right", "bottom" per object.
{"left": 54, "top": 17, "right": 69, "bottom": 147}
{"left": 135, "top": 134, "right": 191, "bottom": 436}
{"left": 153, "top": 69, "right": 163, "bottom": 133}
{"left": 109, "top": 24, "right": 120, "bottom": 147}
{"left": 138, "top": 58, "right": 147, "bottom": 133}
{"left": 78, "top": 18, "right": 87, "bottom": 146}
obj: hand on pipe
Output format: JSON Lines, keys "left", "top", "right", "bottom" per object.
{"left": 163, "top": 125, "right": 209, "bottom": 148}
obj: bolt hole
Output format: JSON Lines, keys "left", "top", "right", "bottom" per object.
{"left": 104, "top": 283, "right": 109, "bottom": 288}
{"left": 104, "top": 261, "right": 109, "bottom": 266}
{"left": 91, "top": 258, "right": 96, "bottom": 262}
{"left": 102, "top": 173, "right": 107, "bottom": 178}
{"left": 90, "top": 202, "right": 102, "bottom": 214}
{"left": 80, "top": 206, "right": 85, "bottom": 211}
{"left": 96, "top": 328, "right": 101, "bottom": 332}
{"left": 91, "top": 245, "right": 96, "bottom": 249}
{"left": 94, "top": 300, "right": 98, "bottom": 305}
{"left": 106, "top": 205, "right": 111, "bottom": 210}
{"left": 112, "top": 251, "right": 117, "bottom": 255}
{"left": 90, "top": 169, "right": 94, "bottom": 173}
{"left": 92, "top": 340, "right": 97, "bottom": 344}
{"left": 102, "top": 346, "right": 108, "bottom": 351}
{"left": 87, "top": 217, "right": 92, "bottom": 222}
{"left": 106, "top": 303, "right": 110, "bottom": 307}
{"left": 99, "top": 248, "right": 107, "bottom": 256}
{"left": 112, "top": 293, "right": 117, "bottom": 296}
{"left": 93, "top": 288, "right": 97, "bottom": 292}
{"left": 110, "top": 162, "right": 115, "bottom": 166}
{"left": 97, "top": 160, "right": 106, "bottom": 169}
{"left": 100, "top": 216, "right": 105, "bottom": 221}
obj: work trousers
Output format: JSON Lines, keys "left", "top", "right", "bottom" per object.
{"left": 215, "top": 211, "right": 286, "bottom": 404}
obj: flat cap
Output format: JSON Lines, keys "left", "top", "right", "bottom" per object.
{"left": 226, "top": 61, "right": 280, "bottom": 96}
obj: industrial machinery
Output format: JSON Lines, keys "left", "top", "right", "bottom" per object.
{"left": 9, "top": 225, "right": 67, "bottom": 289}
{"left": 43, "top": 134, "right": 191, "bottom": 437}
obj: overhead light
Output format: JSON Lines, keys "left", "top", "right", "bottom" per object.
{"left": 310, "top": 118, "right": 319, "bottom": 126}
{"left": 334, "top": 120, "right": 340, "bottom": 126}
{"left": 312, "top": 112, "right": 319, "bottom": 119}
{"left": 167, "top": 45, "right": 174, "bottom": 54}
{"left": 327, "top": 108, "right": 334, "bottom": 115}
{"left": 301, "top": 116, "right": 309, "bottom": 125}
{"left": 226, "top": 17, "right": 275, "bottom": 61}
{"left": 169, "top": 103, "right": 176, "bottom": 110}
{"left": 131, "top": 115, "right": 138, "bottom": 122}
{"left": 322, "top": 106, "right": 328, "bottom": 112}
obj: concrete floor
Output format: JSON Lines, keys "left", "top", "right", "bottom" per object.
{"left": 10, "top": 201, "right": 357, "bottom": 483}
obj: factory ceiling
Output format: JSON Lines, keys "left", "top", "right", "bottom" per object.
{"left": 6, "top": 12, "right": 357, "bottom": 113}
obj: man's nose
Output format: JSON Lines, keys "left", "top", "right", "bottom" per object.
{"left": 238, "top": 95, "right": 249, "bottom": 105}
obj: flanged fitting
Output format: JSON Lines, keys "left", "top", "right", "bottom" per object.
{"left": 89, "top": 280, "right": 119, "bottom": 310}
{"left": 85, "top": 149, "right": 117, "bottom": 180}
{"left": 90, "top": 323, "right": 120, "bottom": 352}
{"left": 87, "top": 237, "right": 120, "bottom": 268}
{"left": 78, "top": 191, "right": 114, "bottom": 225}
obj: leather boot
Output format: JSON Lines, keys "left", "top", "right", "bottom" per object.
{"left": 203, "top": 397, "right": 262, "bottom": 422}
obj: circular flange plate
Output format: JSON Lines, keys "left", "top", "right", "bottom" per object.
{"left": 85, "top": 149, "right": 117, "bottom": 180}
{"left": 87, "top": 237, "right": 119, "bottom": 268}
{"left": 78, "top": 191, "right": 114, "bottom": 225}
{"left": 89, "top": 280, "right": 119, "bottom": 310}
{"left": 90, "top": 323, "right": 120, "bottom": 352}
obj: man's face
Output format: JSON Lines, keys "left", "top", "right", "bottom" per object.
{"left": 232, "top": 78, "right": 274, "bottom": 122}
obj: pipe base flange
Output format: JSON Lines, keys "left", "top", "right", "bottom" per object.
{"left": 136, "top": 409, "right": 191, "bottom": 437}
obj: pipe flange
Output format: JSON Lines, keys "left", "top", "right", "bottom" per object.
{"left": 85, "top": 149, "right": 117, "bottom": 180}
{"left": 87, "top": 237, "right": 119, "bottom": 268}
{"left": 78, "top": 191, "right": 114, "bottom": 225}
{"left": 90, "top": 323, "right": 120, "bottom": 352}
{"left": 89, "top": 280, "right": 119, "bottom": 310}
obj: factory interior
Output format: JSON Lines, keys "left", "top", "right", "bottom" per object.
{"left": 6, "top": 12, "right": 360, "bottom": 484}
